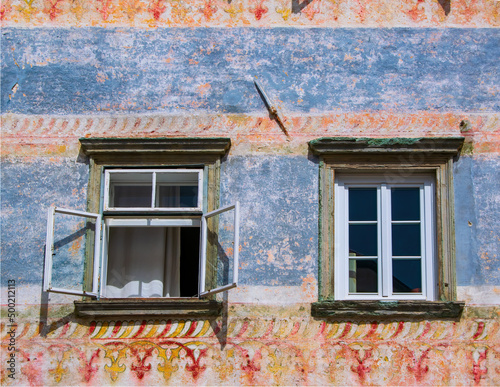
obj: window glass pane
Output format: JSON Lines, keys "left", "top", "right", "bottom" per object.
{"left": 156, "top": 172, "right": 199, "bottom": 208}
{"left": 392, "top": 224, "right": 421, "bottom": 256}
{"left": 112, "top": 186, "right": 152, "bottom": 207}
{"left": 349, "top": 259, "right": 378, "bottom": 293}
{"left": 51, "top": 212, "right": 96, "bottom": 290}
{"left": 349, "top": 188, "right": 377, "bottom": 221}
{"left": 158, "top": 186, "right": 198, "bottom": 208}
{"left": 393, "top": 259, "right": 422, "bottom": 293}
{"left": 109, "top": 173, "right": 152, "bottom": 208}
{"left": 391, "top": 188, "right": 420, "bottom": 221}
{"left": 349, "top": 224, "right": 377, "bottom": 256}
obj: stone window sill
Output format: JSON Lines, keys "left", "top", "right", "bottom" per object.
{"left": 74, "top": 299, "right": 222, "bottom": 318}
{"left": 311, "top": 300, "right": 464, "bottom": 319}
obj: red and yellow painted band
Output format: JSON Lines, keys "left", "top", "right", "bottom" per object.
{"left": 1, "top": 0, "right": 499, "bottom": 27}
{"left": 1, "top": 318, "right": 498, "bottom": 341}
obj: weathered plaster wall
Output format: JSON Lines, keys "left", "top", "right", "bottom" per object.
{"left": 1, "top": 150, "right": 498, "bottom": 306}
{"left": 1, "top": 161, "right": 89, "bottom": 287}
{"left": 2, "top": 28, "right": 500, "bottom": 115}
{"left": 454, "top": 156, "right": 500, "bottom": 286}
{"left": 221, "top": 156, "right": 318, "bottom": 287}
{"left": 1, "top": 1, "right": 500, "bottom": 385}
{"left": 1, "top": 307, "right": 500, "bottom": 385}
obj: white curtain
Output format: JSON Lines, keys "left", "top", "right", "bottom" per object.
{"left": 105, "top": 227, "right": 181, "bottom": 298}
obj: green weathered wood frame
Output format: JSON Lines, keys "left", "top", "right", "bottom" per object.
{"left": 309, "top": 137, "right": 465, "bottom": 303}
{"left": 76, "top": 137, "right": 231, "bottom": 316}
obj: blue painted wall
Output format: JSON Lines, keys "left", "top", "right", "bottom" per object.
{"left": 2, "top": 154, "right": 499, "bottom": 288}
{"left": 0, "top": 161, "right": 89, "bottom": 286}
{"left": 454, "top": 156, "right": 500, "bottom": 286}
{"left": 2, "top": 28, "right": 499, "bottom": 115}
{"left": 220, "top": 156, "right": 318, "bottom": 286}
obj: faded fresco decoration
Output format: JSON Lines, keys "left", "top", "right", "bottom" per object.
{"left": 1, "top": 0, "right": 500, "bottom": 27}
{"left": 1, "top": 309, "right": 500, "bottom": 385}
{"left": 1, "top": 0, "right": 499, "bottom": 385}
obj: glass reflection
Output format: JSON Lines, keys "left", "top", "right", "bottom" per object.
{"left": 393, "top": 259, "right": 422, "bottom": 293}
{"left": 158, "top": 186, "right": 198, "bottom": 208}
{"left": 349, "top": 259, "right": 378, "bottom": 293}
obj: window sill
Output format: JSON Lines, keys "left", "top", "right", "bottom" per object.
{"left": 311, "top": 300, "right": 464, "bottom": 320}
{"left": 74, "top": 298, "right": 222, "bottom": 318}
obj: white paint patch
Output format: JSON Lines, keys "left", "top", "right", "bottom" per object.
{"left": 457, "top": 285, "right": 500, "bottom": 304}
{"left": 228, "top": 285, "right": 316, "bottom": 304}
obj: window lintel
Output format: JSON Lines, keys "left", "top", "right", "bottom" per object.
{"left": 308, "top": 137, "right": 464, "bottom": 157}
{"left": 79, "top": 137, "right": 231, "bottom": 163}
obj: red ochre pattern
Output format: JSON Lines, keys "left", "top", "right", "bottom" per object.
{"left": 1, "top": 317, "right": 499, "bottom": 385}
{"left": 2, "top": 113, "right": 499, "bottom": 157}
{"left": 1, "top": 318, "right": 495, "bottom": 341}
{"left": 1, "top": 0, "right": 499, "bottom": 27}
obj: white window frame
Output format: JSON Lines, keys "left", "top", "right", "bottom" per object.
{"left": 103, "top": 168, "right": 204, "bottom": 212}
{"left": 44, "top": 168, "right": 240, "bottom": 299}
{"left": 334, "top": 175, "right": 436, "bottom": 301}
{"left": 44, "top": 199, "right": 240, "bottom": 299}
{"left": 100, "top": 217, "right": 202, "bottom": 298}
{"left": 199, "top": 202, "right": 240, "bottom": 297}
{"left": 44, "top": 207, "right": 101, "bottom": 297}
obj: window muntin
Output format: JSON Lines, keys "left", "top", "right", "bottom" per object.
{"left": 104, "top": 169, "right": 203, "bottom": 212}
{"left": 335, "top": 175, "right": 435, "bottom": 301}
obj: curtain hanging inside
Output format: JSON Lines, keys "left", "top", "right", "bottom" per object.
{"left": 105, "top": 226, "right": 181, "bottom": 297}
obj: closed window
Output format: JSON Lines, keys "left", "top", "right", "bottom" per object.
{"left": 335, "top": 175, "right": 435, "bottom": 300}
{"left": 309, "top": 137, "right": 465, "bottom": 317}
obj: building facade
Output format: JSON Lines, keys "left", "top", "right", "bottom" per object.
{"left": 1, "top": 1, "right": 500, "bottom": 385}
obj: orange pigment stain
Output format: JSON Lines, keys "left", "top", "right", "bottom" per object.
{"left": 197, "top": 83, "right": 211, "bottom": 97}
{"left": 300, "top": 274, "right": 316, "bottom": 300}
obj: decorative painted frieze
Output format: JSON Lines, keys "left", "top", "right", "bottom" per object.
{"left": 1, "top": 311, "right": 499, "bottom": 385}
{"left": 1, "top": 0, "right": 499, "bottom": 27}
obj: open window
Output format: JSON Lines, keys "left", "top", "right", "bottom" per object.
{"left": 45, "top": 171, "right": 239, "bottom": 299}
{"left": 200, "top": 202, "right": 240, "bottom": 296}
{"left": 43, "top": 138, "right": 239, "bottom": 316}
{"left": 44, "top": 207, "right": 101, "bottom": 297}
